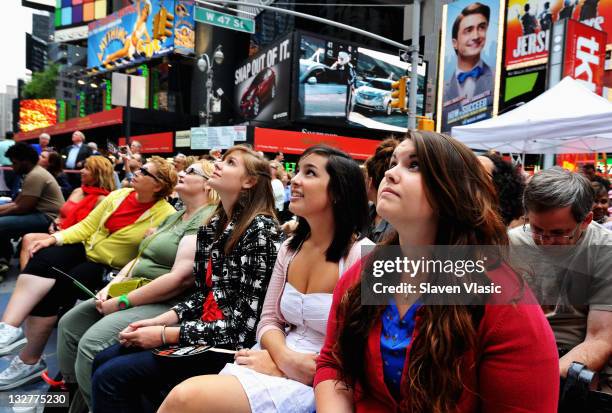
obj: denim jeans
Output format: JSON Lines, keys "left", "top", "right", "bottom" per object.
{"left": 0, "top": 212, "right": 51, "bottom": 263}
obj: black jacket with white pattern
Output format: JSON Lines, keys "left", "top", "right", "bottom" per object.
{"left": 172, "top": 213, "right": 281, "bottom": 348}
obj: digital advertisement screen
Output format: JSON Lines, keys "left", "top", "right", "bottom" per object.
{"left": 19, "top": 99, "right": 57, "bottom": 133}
{"left": 234, "top": 34, "right": 293, "bottom": 122}
{"left": 437, "top": 0, "right": 504, "bottom": 132}
{"left": 505, "top": 0, "right": 612, "bottom": 70}
{"left": 296, "top": 33, "right": 427, "bottom": 133}
{"left": 87, "top": 0, "right": 194, "bottom": 72}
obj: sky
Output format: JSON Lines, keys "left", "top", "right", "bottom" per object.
{"left": 0, "top": 2, "right": 35, "bottom": 93}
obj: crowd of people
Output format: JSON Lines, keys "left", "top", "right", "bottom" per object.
{"left": 0, "top": 129, "right": 608, "bottom": 412}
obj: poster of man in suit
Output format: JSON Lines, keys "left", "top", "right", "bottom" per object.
{"left": 437, "top": 0, "right": 503, "bottom": 132}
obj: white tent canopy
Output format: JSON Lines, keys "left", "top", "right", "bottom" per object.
{"left": 450, "top": 77, "right": 612, "bottom": 154}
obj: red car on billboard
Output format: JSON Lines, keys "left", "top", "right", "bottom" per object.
{"left": 240, "top": 67, "right": 277, "bottom": 119}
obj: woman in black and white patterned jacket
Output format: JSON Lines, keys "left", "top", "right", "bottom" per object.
{"left": 89, "top": 145, "right": 281, "bottom": 413}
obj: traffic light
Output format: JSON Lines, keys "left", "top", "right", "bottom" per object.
{"left": 153, "top": 7, "right": 174, "bottom": 40}
{"left": 390, "top": 76, "right": 407, "bottom": 111}
{"left": 418, "top": 117, "right": 435, "bottom": 131}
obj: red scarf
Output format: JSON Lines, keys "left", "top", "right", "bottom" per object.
{"left": 61, "top": 186, "right": 111, "bottom": 229}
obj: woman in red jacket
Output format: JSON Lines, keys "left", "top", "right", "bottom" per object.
{"left": 314, "top": 131, "right": 560, "bottom": 413}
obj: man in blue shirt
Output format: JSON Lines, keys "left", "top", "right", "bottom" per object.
{"left": 31, "top": 133, "right": 50, "bottom": 155}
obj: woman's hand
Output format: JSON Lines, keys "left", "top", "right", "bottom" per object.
{"left": 119, "top": 325, "right": 164, "bottom": 349}
{"left": 96, "top": 284, "right": 111, "bottom": 302}
{"left": 278, "top": 349, "right": 318, "bottom": 385}
{"left": 95, "top": 297, "right": 119, "bottom": 316}
{"left": 118, "top": 318, "right": 160, "bottom": 345}
{"left": 235, "top": 349, "right": 286, "bottom": 378}
{"left": 28, "top": 236, "right": 57, "bottom": 257}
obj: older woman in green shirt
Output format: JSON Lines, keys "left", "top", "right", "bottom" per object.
{"left": 56, "top": 160, "right": 219, "bottom": 409}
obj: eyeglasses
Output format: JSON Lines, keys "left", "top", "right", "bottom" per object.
{"left": 184, "top": 166, "right": 209, "bottom": 180}
{"left": 137, "top": 167, "right": 162, "bottom": 182}
{"left": 522, "top": 222, "right": 582, "bottom": 242}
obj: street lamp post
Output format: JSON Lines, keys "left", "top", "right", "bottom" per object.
{"left": 197, "top": 45, "right": 224, "bottom": 126}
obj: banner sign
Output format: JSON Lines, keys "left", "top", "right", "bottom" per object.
{"left": 505, "top": 0, "right": 612, "bottom": 70}
{"left": 564, "top": 19, "right": 607, "bottom": 94}
{"left": 87, "top": 1, "right": 195, "bottom": 72}
{"left": 254, "top": 127, "right": 381, "bottom": 160}
{"left": 190, "top": 126, "right": 247, "bottom": 150}
{"left": 437, "top": 0, "right": 505, "bottom": 132}
{"left": 234, "top": 34, "right": 293, "bottom": 122}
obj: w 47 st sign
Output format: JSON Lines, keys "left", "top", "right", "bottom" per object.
{"left": 194, "top": 6, "right": 255, "bottom": 34}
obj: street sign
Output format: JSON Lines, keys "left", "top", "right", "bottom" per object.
{"left": 194, "top": 6, "right": 255, "bottom": 34}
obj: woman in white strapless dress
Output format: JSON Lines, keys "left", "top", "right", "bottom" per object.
{"left": 158, "top": 145, "right": 373, "bottom": 413}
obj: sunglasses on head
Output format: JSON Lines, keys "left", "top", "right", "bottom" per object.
{"left": 138, "top": 167, "right": 162, "bottom": 182}
{"left": 184, "top": 166, "right": 209, "bottom": 180}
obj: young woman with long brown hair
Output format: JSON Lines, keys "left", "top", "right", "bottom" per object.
{"left": 157, "top": 145, "right": 372, "bottom": 413}
{"left": 314, "top": 132, "right": 559, "bottom": 412}
{"left": 89, "top": 145, "right": 282, "bottom": 413}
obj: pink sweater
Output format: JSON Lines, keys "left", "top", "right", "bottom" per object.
{"left": 256, "top": 237, "right": 373, "bottom": 342}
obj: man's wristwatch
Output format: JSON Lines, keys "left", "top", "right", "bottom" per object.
{"left": 117, "top": 294, "right": 131, "bottom": 310}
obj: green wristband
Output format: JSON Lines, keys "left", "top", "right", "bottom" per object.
{"left": 117, "top": 294, "right": 131, "bottom": 310}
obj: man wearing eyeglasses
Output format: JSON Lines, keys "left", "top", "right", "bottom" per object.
{"left": 509, "top": 167, "right": 612, "bottom": 395}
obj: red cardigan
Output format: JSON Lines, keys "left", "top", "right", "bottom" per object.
{"left": 314, "top": 260, "right": 560, "bottom": 413}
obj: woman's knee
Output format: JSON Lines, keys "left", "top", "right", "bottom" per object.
{"left": 159, "top": 377, "right": 207, "bottom": 413}
{"left": 160, "top": 376, "right": 250, "bottom": 413}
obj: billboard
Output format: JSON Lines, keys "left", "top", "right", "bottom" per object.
{"left": 173, "top": 0, "right": 195, "bottom": 56}
{"left": 87, "top": 1, "right": 194, "bottom": 72}
{"left": 234, "top": 34, "right": 293, "bottom": 122}
{"left": 562, "top": 19, "right": 607, "bottom": 94}
{"left": 499, "top": 65, "right": 547, "bottom": 112}
{"left": 437, "top": 0, "right": 505, "bottom": 132}
{"left": 19, "top": 99, "right": 57, "bottom": 133}
{"left": 505, "top": 0, "right": 612, "bottom": 70}
{"left": 296, "top": 33, "right": 427, "bottom": 132}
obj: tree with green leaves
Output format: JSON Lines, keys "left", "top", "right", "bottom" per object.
{"left": 23, "top": 64, "right": 59, "bottom": 99}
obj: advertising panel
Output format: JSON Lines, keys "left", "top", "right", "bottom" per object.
{"left": 436, "top": 0, "right": 505, "bottom": 132}
{"left": 19, "top": 99, "right": 57, "bottom": 133}
{"left": 118, "top": 132, "right": 174, "bottom": 154}
{"left": 499, "top": 65, "right": 547, "bottom": 112}
{"left": 505, "top": 0, "right": 612, "bottom": 70}
{"left": 191, "top": 126, "right": 247, "bottom": 150}
{"left": 296, "top": 33, "right": 427, "bottom": 132}
{"left": 87, "top": 1, "right": 195, "bottom": 72}
{"left": 234, "top": 34, "right": 293, "bottom": 122}
{"left": 173, "top": 0, "right": 195, "bottom": 56}
{"left": 254, "top": 127, "right": 382, "bottom": 160}
{"left": 563, "top": 19, "right": 607, "bottom": 94}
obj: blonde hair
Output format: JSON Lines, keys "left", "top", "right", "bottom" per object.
{"left": 195, "top": 159, "right": 220, "bottom": 205}
{"left": 84, "top": 156, "right": 116, "bottom": 192}
{"left": 148, "top": 156, "right": 178, "bottom": 199}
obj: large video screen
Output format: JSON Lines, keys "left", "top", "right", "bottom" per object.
{"left": 296, "top": 33, "right": 427, "bottom": 132}
{"left": 19, "top": 99, "right": 57, "bottom": 133}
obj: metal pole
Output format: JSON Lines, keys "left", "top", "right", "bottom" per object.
{"left": 408, "top": 0, "right": 420, "bottom": 130}
{"left": 199, "top": 0, "right": 415, "bottom": 53}
{"left": 125, "top": 75, "right": 131, "bottom": 146}
{"left": 205, "top": 67, "right": 212, "bottom": 127}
